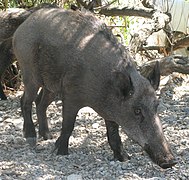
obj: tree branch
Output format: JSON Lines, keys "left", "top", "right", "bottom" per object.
{"left": 99, "top": 6, "right": 155, "bottom": 18}
{"left": 140, "top": 55, "right": 189, "bottom": 76}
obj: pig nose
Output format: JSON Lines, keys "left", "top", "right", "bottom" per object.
{"left": 159, "top": 158, "right": 177, "bottom": 169}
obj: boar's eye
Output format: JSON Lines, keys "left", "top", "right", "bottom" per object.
{"left": 134, "top": 107, "right": 144, "bottom": 123}
{"left": 129, "top": 90, "right": 134, "bottom": 96}
{"left": 134, "top": 108, "right": 142, "bottom": 115}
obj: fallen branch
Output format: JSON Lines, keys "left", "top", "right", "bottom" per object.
{"left": 140, "top": 55, "right": 189, "bottom": 77}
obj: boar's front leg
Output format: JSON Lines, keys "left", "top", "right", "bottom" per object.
{"left": 105, "top": 120, "right": 130, "bottom": 161}
{"left": 55, "top": 99, "right": 80, "bottom": 155}
{"left": 35, "top": 88, "right": 54, "bottom": 140}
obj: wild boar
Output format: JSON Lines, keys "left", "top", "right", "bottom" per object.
{"left": 0, "top": 4, "right": 59, "bottom": 100}
{"left": 13, "top": 8, "right": 177, "bottom": 168}
{"left": 0, "top": 38, "right": 13, "bottom": 100}
{"left": 0, "top": 3, "right": 59, "bottom": 41}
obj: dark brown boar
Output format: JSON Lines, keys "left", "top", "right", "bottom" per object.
{"left": 0, "top": 3, "right": 59, "bottom": 41}
{"left": 13, "top": 8, "right": 177, "bottom": 168}
{"left": 0, "top": 4, "right": 59, "bottom": 100}
{"left": 0, "top": 38, "right": 13, "bottom": 100}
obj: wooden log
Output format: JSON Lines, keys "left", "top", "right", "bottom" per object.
{"left": 140, "top": 55, "right": 189, "bottom": 77}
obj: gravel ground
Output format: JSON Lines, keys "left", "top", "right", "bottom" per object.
{"left": 0, "top": 73, "right": 189, "bottom": 180}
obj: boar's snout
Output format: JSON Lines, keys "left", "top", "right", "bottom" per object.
{"left": 144, "top": 144, "right": 177, "bottom": 169}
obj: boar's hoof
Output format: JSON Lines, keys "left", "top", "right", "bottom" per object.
{"left": 55, "top": 136, "right": 69, "bottom": 155}
{"left": 114, "top": 152, "right": 131, "bottom": 162}
{"left": 26, "top": 137, "right": 37, "bottom": 147}
{"left": 159, "top": 159, "right": 177, "bottom": 169}
{"left": 0, "top": 96, "right": 7, "bottom": 100}
{"left": 39, "top": 132, "right": 53, "bottom": 140}
{"left": 56, "top": 148, "right": 69, "bottom": 155}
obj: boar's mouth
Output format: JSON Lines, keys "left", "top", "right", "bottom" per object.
{"left": 144, "top": 144, "right": 177, "bottom": 169}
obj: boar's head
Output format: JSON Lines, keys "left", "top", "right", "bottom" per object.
{"left": 112, "top": 61, "right": 176, "bottom": 168}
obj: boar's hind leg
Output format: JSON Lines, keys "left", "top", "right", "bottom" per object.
{"left": 21, "top": 83, "right": 39, "bottom": 147}
{"left": 0, "top": 38, "right": 13, "bottom": 100}
{"left": 35, "top": 88, "right": 54, "bottom": 140}
{"left": 55, "top": 99, "right": 80, "bottom": 155}
{"left": 0, "top": 64, "right": 9, "bottom": 100}
{"left": 0, "top": 83, "right": 7, "bottom": 100}
{"left": 105, "top": 120, "right": 130, "bottom": 161}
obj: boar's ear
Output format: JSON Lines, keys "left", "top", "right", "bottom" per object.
{"left": 112, "top": 71, "right": 134, "bottom": 99}
{"left": 147, "top": 61, "right": 160, "bottom": 91}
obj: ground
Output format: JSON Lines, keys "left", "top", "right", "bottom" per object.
{"left": 0, "top": 73, "right": 188, "bottom": 180}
